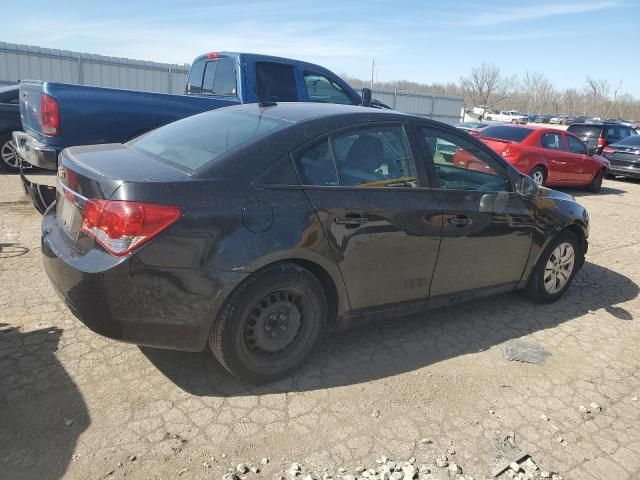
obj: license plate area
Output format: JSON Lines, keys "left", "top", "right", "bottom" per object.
{"left": 56, "top": 186, "right": 83, "bottom": 239}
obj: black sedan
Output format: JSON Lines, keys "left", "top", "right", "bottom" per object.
{"left": 43, "top": 103, "right": 590, "bottom": 383}
{"left": 602, "top": 135, "right": 640, "bottom": 179}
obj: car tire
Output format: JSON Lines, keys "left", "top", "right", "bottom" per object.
{"left": 586, "top": 169, "right": 605, "bottom": 193}
{"left": 0, "top": 133, "right": 19, "bottom": 173}
{"left": 209, "top": 263, "right": 327, "bottom": 383}
{"left": 529, "top": 166, "right": 546, "bottom": 187}
{"left": 523, "top": 231, "right": 582, "bottom": 304}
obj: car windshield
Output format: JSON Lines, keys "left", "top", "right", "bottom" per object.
{"left": 479, "top": 126, "right": 532, "bottom": 142}
{"left": 128, "top": 108, "right": 292, "bottom": 172}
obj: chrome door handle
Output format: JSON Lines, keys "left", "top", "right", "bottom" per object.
{"left": 335, "top": 216, "right": 368, "bottom": 225}
{"left": 448, "top": 216, "right": 473, "bottom": 226}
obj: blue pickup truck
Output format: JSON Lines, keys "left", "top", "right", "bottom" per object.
{"left": 14, "top": 51, "right": 375, "bottom": 212}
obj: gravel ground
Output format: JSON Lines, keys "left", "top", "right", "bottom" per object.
{"left": 1, "top": 173, "right": 640, "bottom": 480}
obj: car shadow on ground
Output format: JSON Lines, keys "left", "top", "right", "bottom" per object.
{"left": 0, "top": 242, "right": 30, "bottom": 258}
{"left": 141, "top": 261, "right": 638, "bottom": 396}
{"left": 559, "top": 185, "right": 628, "bottom": 197}
{"left": 0, "top": 324, "right": 90, "bottom": 480}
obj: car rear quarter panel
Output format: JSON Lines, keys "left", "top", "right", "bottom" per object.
{"left": 112, "top": 176, "right": 351, "bottom": 319}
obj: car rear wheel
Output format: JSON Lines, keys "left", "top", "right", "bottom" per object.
{"left": 586, "top": 169, "right": 605, "bottom": 193}
{"left": 523, "top": 231, "right": 581, "bottom": 303}
{"left": 0, "top": 134, "right": 19, "bottom": 173}
{"left": 209, "top": 263, "right": 327, "bottom": 383}
{"left": 529, "top": 166, "right": 546, "bottom": 187}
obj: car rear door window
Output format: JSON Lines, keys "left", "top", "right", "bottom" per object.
{"left": 567, "top": 136, "right": 587, "bottom": 155}
{"left": 418, "top": 127, "right": 510, "bottom": 192}
{"left": 186, "top": 59, "right": 206, "bottom": 94}
{"left": 256, "top": 62, "right": 299, "bottom": 102}
{"left": 303, "top": 70, "right": 353, "bottom": 105}
{"left": 201, "top": 58, "right": 237, "bottom": 96}
{"left": 331, "top": 125, "right": 418, "bottom": 188}
{"left": 293, "top": 125, "right": 419, "bottom": 188}
{"left": 293, "top": 140, "right": 338, "bottom": 186}
{"left": 540, "top": 133, "right": 564, "bottom": 151}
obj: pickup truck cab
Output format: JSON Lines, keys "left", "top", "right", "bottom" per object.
{"left": 484, "top": 110, "right": 528, "bottom": 124}
{"left": 14, "top": 51, "right": 373, "bottom": 211}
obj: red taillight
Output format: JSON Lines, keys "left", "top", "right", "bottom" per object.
{"left": 41, "top": 93, "right": 60, "bottom": 136}
{"left": 205, "top": 52, "right": 220, "bottom": 59}
{"left": 597, "top": 137, "right": 606, "bottom": 148}
{"left": 80, "top": 200, "right": 181, "bottom": 256}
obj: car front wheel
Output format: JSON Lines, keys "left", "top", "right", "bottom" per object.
{"left": 586, "top": 170, "right": 604, "bottom": 193}
{"left": 524, "top": 231, "right": 582, "bottom": 303}
{"left": 209, "top": 263, "right": 327, "bottom": 383}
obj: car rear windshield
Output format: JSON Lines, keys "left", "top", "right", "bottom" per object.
{"left": 567, "top": 125, "right": 603, "bottom": 137}
{"left": 128, "top": 109, "right": 292, "bottom": 172}
{"left": 616, "top": 135, "right": 640, "bottom": 147}
{"left": 479, "top": 126, "right": 532, "bottom": 142}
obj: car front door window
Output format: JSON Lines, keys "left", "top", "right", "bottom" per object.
{"left": 567, "top": 136, "right": 587, "bottom": 155}
{"left": 420, "top": 130, "right": 510, "bottom": 192}
{"left": 303, "top": 71, "right": 354, "bottom": 105}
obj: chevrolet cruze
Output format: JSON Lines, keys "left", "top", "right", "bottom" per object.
{"left": 42, "top": 103, "right": 589, "bottom": 382}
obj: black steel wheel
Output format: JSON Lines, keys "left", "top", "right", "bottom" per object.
{"left": 209, "top": 263, "right": 327, "bottom": 383}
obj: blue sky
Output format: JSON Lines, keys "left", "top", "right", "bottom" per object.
{"left": 3, "top": 0, "right": 640, "bottom": 96}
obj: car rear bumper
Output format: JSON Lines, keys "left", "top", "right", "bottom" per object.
{"left": 608, "top": 163, "right": 640, "bottom": 178}
{"left": 13, "top": 131, "right": 57, "bottom": 170}
{"left": 41, "top": 206, "right": 249, "bottom": 352}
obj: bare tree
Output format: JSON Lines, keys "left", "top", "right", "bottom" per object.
{"left": 459, "top": 62, "right": 513, "bottom": 108}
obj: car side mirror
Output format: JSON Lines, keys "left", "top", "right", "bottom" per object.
{"left": 361, "top": 88, "right": 372, "bottom": 107}
{"left": 516, "top": 174, "right": 539, "bottom": 197}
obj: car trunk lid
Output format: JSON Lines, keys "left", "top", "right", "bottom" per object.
{"left": 55, "top": 144, "right": 189, "bottom": 245}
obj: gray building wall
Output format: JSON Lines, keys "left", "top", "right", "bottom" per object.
{"left": 0, "top": 42, "right": 189, "bottom": 94}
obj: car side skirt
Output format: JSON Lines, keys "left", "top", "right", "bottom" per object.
{"left": 336, "top": 281, "right": 520, "bottom": 330}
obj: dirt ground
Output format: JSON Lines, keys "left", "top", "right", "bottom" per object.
{"left": 1, "top": 172, "right": 640, "bottom": 480}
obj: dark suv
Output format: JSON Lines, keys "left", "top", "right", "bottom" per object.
{"left": 567, "top": 122, "right": 638, "bottom": 155}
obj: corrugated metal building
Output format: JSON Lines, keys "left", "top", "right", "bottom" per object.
{"left": 0, "top": 42, "right": 463, "bottom": 123}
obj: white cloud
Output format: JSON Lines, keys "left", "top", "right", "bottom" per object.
{"left": 466, "top": 1, "right": 618, "bottom": 26}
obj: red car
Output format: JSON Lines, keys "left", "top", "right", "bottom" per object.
{"left": 458, "top": 125, "right": 609, "bottom": 192}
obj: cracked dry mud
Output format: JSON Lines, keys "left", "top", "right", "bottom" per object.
{"left": 1, "top": 174, "right": 640, "bottom": 480}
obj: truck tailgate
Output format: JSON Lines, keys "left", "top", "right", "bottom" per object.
{"left": 19, "top": 81, "right": 46, "bottom": 142}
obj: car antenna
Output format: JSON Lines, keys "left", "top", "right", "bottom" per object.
{"left": 252, "top": 84, "right": 277, "bottom": 107}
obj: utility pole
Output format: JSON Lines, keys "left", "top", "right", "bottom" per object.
{"left": 370, "top": 58, "right": 375, "bottom": 89}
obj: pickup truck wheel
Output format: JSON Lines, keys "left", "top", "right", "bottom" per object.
{"left": 0, "top": 134, "right": 19, "bottom": 173}
{"left": 511, "top": 119, "right": 518, "bottom": 124}
{"left": 523, "top": 231, "right": 582, "bottom": 303}
{"left": 209, "top": 263, "right": 327, "bottom": 383}
{"left": 529, "top": 166, "right": 546, "bottom": 187}
{"left": 586, "top": 169, "right": 604, "bottom": 193}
